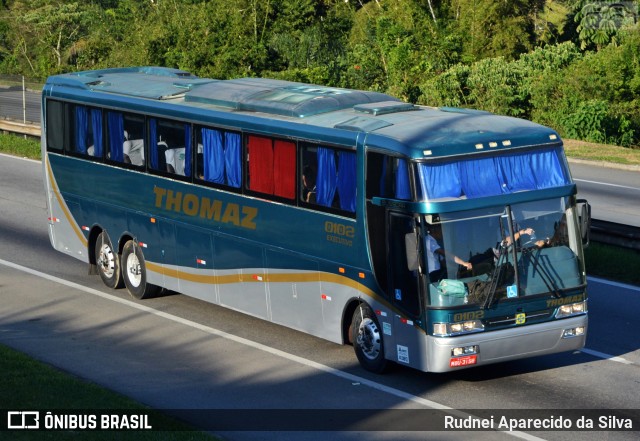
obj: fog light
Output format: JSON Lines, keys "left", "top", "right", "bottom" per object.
{"left": 452, "top": 345, "right": 478, "bottom": 356}
{"left": 562, "top": 327, "right": 585, "bottom": 338}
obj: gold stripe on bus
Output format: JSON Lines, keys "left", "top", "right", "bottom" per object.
{"left": 145, "top": 262, "right": 378, "bottom": 299}
{"left": 46, "top": 157, "right": 88, "bottom": 248}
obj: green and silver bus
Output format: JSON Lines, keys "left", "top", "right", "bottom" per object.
{"left": 42, "top": 67, "right": 590, "bottom": 373}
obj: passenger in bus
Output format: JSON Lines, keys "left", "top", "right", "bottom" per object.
{"left": 123, "top": 131, "right": 145, "bottom": 166}
{"left": 302, "top": 165, "right": 317, "bottom": 203}
{"left": 426, "top": 223, "right": 472, "bottom": 283}
{"left": 165, "top": 148, "right": 186, "bottom": 175}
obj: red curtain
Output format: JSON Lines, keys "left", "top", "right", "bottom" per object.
{"left": 274, "top": 140, "right": 296, "bottom": 199}
{"left": 248, "top": 135, "right": 274, "bottom": 194}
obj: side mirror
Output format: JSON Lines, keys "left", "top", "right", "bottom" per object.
{"left": 576, "top": 199, "right": 591, "bottom": 247}
{"left": 405, "top": 232, "right": 419, "bottom": 271}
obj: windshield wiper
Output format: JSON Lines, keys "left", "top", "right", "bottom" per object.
{"left": 521, "top": 247, "right": 562, "bottom": 298}
{"left": 483, "top": 244, "right": 511, "bottom": 309}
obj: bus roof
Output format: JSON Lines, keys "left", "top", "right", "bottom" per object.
{"left": 45, "top": 67, "right": 561, "bottom": 159}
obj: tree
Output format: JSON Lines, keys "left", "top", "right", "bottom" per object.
{"left": 4, "top": 0, "right": 96, "bottom": 76}
{"left": 572, "top": 0, "right": 639, "bottom": 50}
{"left": 447, "top": 0, "right": 546, "bottom": 62}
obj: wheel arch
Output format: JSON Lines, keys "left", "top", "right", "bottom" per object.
{"left": 342, "top": 297, "right": 365, "bottom": 345}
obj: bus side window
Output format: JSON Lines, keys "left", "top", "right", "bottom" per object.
{"left": 301, "top": 144, "right": 356, "bottom": 214}
{"left": 45, "top": 100, "right": 65, "bottom": 152}
{"left": 106, "top": 111, "right": 125, "bottom": 163}
{"left": 196, "top": 127, "right": 242, "bottom": 188}
{"left": 149, "top": 119, "right": 190, "bottom": 176}
{"left": 246, "top": 135, "right": 295, "bottom": 200}
{"left": 71, "top": 105, "right": 103, "bottom": 158}
{"left": 372, "top": 154, "right": 410, "bottom": 200}
{"left": 122, "top": 115, "right": 145, "bottom": 167}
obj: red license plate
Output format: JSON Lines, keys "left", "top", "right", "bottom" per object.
{"left": 449, "top": 355, "right": 477, "bottom": 368}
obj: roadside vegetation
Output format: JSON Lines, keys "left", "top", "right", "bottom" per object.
{"left": 0, "top": 1, "right": 639, "bottom": 149}
{"left": 0, "top": 344, "right": 219, "bottom": 439}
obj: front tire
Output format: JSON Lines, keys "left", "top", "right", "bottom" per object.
{"left": 95, "top": 231, "right": 123, "bottom": 289}
{"left": 121, "top": 240, "right": 160, "bottom": 299}
{"left": 351, "top": 303, "right": 388, "bottom": 373}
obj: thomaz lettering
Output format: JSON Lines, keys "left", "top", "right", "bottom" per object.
{"left": 153, "top": 187, "right": 257, "bottom": 229}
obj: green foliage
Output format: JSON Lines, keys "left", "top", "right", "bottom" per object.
{"left": 572, "top": 0, "right": 639, "bottom": 49}
{"left": 529, "top": 31, "right": 640, "bottom": 146}
{"left": 0, "top": 0, "right": 638, "bottom": 147}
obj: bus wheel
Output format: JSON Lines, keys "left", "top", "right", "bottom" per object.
{"left": 95, "top": 231, "right": 123, "bottom": 289}
{"left": 121, "top": 240, "right": 159, "bottom": 300}
{"left": 351, "top": 304, "right": 388, "bottom": 373}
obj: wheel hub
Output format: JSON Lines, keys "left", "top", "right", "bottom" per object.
{"left": 357, "top": 318, "right": 381, "bottom": 360}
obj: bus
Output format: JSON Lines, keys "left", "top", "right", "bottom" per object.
{"left": 42, "top": 67, "right": 590, "bottom": 373}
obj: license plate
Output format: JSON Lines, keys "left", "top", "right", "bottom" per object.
{"left": 449, "top": 355, "right": 477, "bottom": 368}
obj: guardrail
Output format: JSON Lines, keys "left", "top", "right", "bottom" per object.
{"left": 0, "top": 119, "right": 40, "bottom": 137}
{"left": 590, "top": 219, "right": 640, "bottom": 251}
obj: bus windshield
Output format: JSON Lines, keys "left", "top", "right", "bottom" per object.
{"left": 424, "top": 197, "right": 584, "bottom": 308}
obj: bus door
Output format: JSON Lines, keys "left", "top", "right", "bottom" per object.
{"left": 387, "top": 212, "right": 423, "bottom": 368}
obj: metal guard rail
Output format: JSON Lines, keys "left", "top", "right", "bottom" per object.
{"left": 591, "top": 219, "right": 640, "bottom": 251}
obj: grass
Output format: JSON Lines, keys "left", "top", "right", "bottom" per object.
{"left": 564, "top": 139, "right": 640, "bottom": 166}
{"left": 584, "top": 242, "right": 640, "bottom": 286}
{"left": 0, "top": 132, "right": 41, "bottom": 159}
{"left": 0, "top": 344, "right": 218, "bottom": 439}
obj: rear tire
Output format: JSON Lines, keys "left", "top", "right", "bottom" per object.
{"left": 121, "top": 240, "right": 160, "bottom": 299}
{"left": 95, "top": 231, "right": 123, "bottom": 289}
{"left": 352, "top": 303, "right": 388, "bottom": 373}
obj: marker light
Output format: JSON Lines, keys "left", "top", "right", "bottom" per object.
{"left": 555, "top": 301, "right": 587, "bottom": 319}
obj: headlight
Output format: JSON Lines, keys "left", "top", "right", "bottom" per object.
{"left": 433, "top": 320, "right": 484, "bottom": 336}
{"left": 555, "top": 301, "right": 587, "bottom": 318}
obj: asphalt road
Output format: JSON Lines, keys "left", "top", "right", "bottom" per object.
{"left": 0, "top": 154, "right": 639, "bottom": 441}
{"left": 570, "top": 160, "right": 640, "bottom": 228}
{"left": 0, "top": 86, "right": 40, "bottom": 124}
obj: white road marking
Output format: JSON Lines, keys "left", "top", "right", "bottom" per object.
{"left": 574, "top": 178, "right": 640, "bottom": 192}
{"left": 8, "top": 258, "right": 638, "bottom": 439}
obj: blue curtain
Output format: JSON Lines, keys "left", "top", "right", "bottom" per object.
{"left": 203, "top": 128, "right": 225, "bottom": 183}
{"left": 496, "top": 152, "right": 537, "bottom": 193}
{"left": 419, "top": 162, "right": 461, "bottom": 199}
{"left": 337, "top": 151, "right": 356, "bottom": 212}
{"left": 225, "top": 132, "right": 241, "bottom": 188}
{"left": 459, "top": 156, "right": 504, "bottom": 198}
{"left": 419, "top": 147, "right": 571, "bottom": 201}
{"left": 531, "top": 149, "right": 568, "bottom": 188}
{"left": 395, "top": 158, "right": 411, "bottom": 200}
{"left": 317, "top": 147, "right": 337, "bottom": 207}
{"left": 149, "top": 119, "right": 158, "bottom": 169}
{"left": 107, "top": 112, "right": 124, "bottom": 162}
{"left": 184, "top": 124, "right": 192, "bottom": 177}
{"left": 90, "top": 109, "right": 103, "bottom": 157}
{"left": 75, "top": 106, "right": 88, "bottom": 154}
